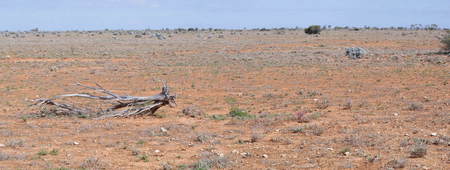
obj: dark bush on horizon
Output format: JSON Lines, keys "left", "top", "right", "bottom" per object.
{"left": 305, "top": 25, "right": 321, "bottom": 34}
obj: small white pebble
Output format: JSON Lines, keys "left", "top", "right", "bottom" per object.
{"left": 73, "top": 141, "right": 79, "bottom": 145}
{"left": 262, "top": 154, "right": 268, "bottom": 158}
{"left": 240, "top": 152, "right": 249, "bottom": 157}
{"left": 431, "top": 133, "right": 437, "bottom": 136}
{"left": 344, "top": 152, "right": 351, "bottom": 156}
{"left": 154, "top": 150, "right": 160, "bottom": 153}
{"left": 0, "top": 143, "right": 5, "bottom": 147}
{"left": 232, "top": 149, "right": 239, "bottom": 154}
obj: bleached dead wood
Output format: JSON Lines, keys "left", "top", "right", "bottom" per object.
{"left": 32, "top": 82, "right": 176, "bottom": 119}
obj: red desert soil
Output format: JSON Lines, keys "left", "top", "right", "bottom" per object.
{"left": 0, "top": 30, "right": 449, "bottom": 170}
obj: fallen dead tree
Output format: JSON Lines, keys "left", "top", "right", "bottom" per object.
{"left": 31, "top": 82, "right": 176, "bottom": 119}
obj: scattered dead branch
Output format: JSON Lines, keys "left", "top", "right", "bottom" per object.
{"left": 31, "top": 82, "right": 176, "bottom": 119}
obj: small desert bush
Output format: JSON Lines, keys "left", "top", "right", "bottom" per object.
{"left": 407, "top": 102, "right": 423, "bottom": 111}
{"left": 210, "top": 114, "right": 226, "bottom": 120}
{"left": 193, "top": 151, "right": 231, "bottom": 169}
{"left": 6, "top": 139, "right": 24, "bottom": 148}
{"left": 250, "top": 132, "right": 264, "bottom": 143}
{"left": 305, "top": 25, "right": 321, "bottom": 34}
{"left": 315, "top": 99, "right": 330, "bottom": 109}
{"left": 229, "top": 108, "right": 254, "bottom": 119}
{"left": 410, "top": 143, "right": 427, "bottom": 158}
{"left": 80, "top": 157, "right": 108, "bottom": 169}
{"left": 138, "top": 154, "right": 149, "bottom": 162}
{"left": 441, "top": 32, "right": 450, "bottom": 51}
{"left": 37, "top": 149, "right": 48, "bottom": 156}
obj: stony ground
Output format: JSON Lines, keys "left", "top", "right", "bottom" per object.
{"left": 0, "top": 29, "right": 449, "bottom": 170}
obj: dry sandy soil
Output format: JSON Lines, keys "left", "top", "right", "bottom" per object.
{"left": 0, "top": 29, "right": 449, "bottom": 170}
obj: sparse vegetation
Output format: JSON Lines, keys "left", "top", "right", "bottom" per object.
{"left": 6, "top": 139, "right": 24, "bottom": 148}
{"left": 182, "top": 105, "right": 205, "bottom": 118}
{"left": 37, "top": 149, "right": 48, "bottom": 156}
{"left": 385, "top": 158, "right": 407, "bottom": 169}
{"left": 315, "top": 99, "right": 330, "bottom": 109}
{"left": 210, "top": 114, "right": 226, "bottom": 120}
{"left": 80, "top": 157, "right": 107, "bottom": 169}
{"left": 229, "top": 108, "right": 254, "bottom": 119}
{"left": 0, "top": 28, "right": 448, "bottom": 169}
{"left": 441, "top": 31, "right": 450, "bottom": 51}
{"left": 407, "top": 102, "right": 424, "bottom": 111}
{"left": 410, "top": 144, "right": 427, "bottom": 158}
{"left": 193, "top": 152, "right": 231, "bottom": 169}
{"left": 289, "top": 126, "right": 305, "bottom": 133}
{"left": 138, "top": 154, "right": 150, "bottom": 162}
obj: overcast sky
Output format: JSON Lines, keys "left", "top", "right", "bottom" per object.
{"left": 1, "top": 0, "right": 449, "bottom": 31}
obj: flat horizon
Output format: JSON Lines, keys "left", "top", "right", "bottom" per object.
{"left": 1, "top": 0, "right": 449, "bottom": 31}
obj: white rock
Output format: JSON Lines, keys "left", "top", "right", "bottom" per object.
{"left": 232, "top": 149, "right": 239, "bottom": 154}
{"left": 160, "top": 127, "right": 168, "bottom": 132}
{"left": 154, "top": 149, "right": 160, "bottom": 153}
{"left": 0, "top": 143, "right": 5, "bottom": 147}
{"left": 262, "top": 154, "right": 268, "bottom": 158}
{"left": 73, "top": 141, "right": 79, "bottom": 145}
{"left": 240, "top": 152, "right": 250, "bottom": 157}
{"left": 431, "top": 133, "right": 437, "bottom": 136}
{"left": 344, "top": 152, "right": 351, "bottom": 156}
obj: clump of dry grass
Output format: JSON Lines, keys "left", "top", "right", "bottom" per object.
{"left": 385, "top": 158, "right": 407, "bottom": 169}
{"left": 6, "top": 139, "right": 24, "bottom": 148}
{"left": 80, "top": 157, "right": 108, "bottom": 170}
{"left": 409, "top": 144, "right": 427, "bottom": 158}
{"left": 193, "top": 151, "right": 232, "bottom": 169}
{"left": 441, "top": 32, "right": 450, "bottom": 51}
{"left": 407, "top": 102, "right": 423, "bottom": 111}
{"left": 316, "top": 99, "right": 330, "bottom": 109}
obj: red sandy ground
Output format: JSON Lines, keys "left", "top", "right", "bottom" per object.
{"left": 0, "top": 30, "right": 449, "bottom": 169}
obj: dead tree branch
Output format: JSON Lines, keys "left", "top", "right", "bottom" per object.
{"left": 32, "top": 82, "right": 176, "bottom": 119}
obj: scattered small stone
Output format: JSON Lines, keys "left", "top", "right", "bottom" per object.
{"left": 344, "top": 152, "right": 351, "bottom": 156}
{"left": 231, "top": 150, "right": 239, "bottom": 154}
{"left": 240, "top": 152, "right": 250, "bottom": 158}
{"left": 160, "top": 127, "right": 168, "bottom": 133}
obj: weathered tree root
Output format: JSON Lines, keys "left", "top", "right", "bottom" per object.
{"left": 32, "top": 82, "right": 176, "bottom": 119}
